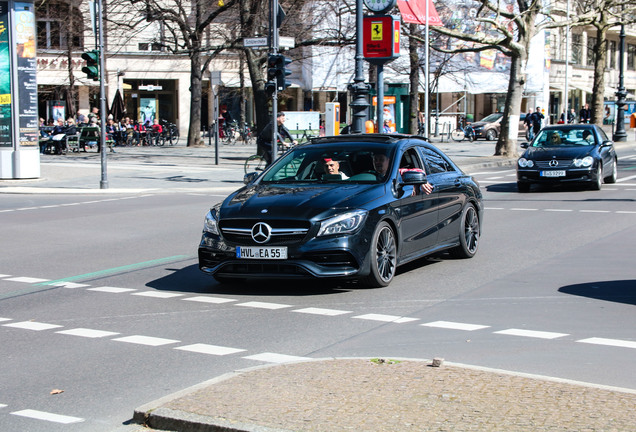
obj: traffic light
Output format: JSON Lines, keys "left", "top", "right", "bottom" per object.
{"left": 81, "top": 50, "right": 100, "bottom": 81}
{"left": 266, "top": 54, "right": 292, "bottom": 92}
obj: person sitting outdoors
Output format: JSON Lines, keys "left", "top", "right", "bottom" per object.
{"left": 151, "top": 118, "right": 163, "bottom": 145}
{"left": 322, "top": 158, "right": 349, "bottom": 180}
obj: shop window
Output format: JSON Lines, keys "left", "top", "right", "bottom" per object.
{"left": 36, "top": 1, "right": 83, "bottom": 50}
{"left": 587, "top": 37, "right": 596, "bottom": 67}
{"left": 628, "top": 44, "right": 636, "bottom": 71}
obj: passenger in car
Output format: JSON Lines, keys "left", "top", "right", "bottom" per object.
{"left": 322, "top": 158, "right": 349, "bottom": 179}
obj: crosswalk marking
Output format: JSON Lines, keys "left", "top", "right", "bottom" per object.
{"left": 56, "top": 328, "right": 120, "bottom": 338}
{"left": 243, "top": 352, "right": 310, "bottom": 363}
{"left": 11, "top": 409, "right": 84, "bottom": 424}
{"left": 175, "top": 344, "right": 246, "bottom": 356}
{"left": 494, "top": 329, "right": 569, "bottom": 339}
{"left": 112, "top": 335, "right": 180, "bottom": 346}
{"left": 578, "top": 337, "right": 636, "bottom": 349}
{"left": 3, "top": 321, "right": 63, "bottom": 331}
{"left": 422, "top": 321, "right": 490, "bottom": 331}
{"left": 49, "top": 281, "right": 91, "bottom": 288}
{"left": 4, "top": 277, "right": 49, "bottom": 283}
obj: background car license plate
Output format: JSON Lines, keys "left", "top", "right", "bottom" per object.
{"left": 236, "top": 246, "right": 288, "bottom": 259}
{"left": 541, "top": 170, "right": 566, "bottom": 177}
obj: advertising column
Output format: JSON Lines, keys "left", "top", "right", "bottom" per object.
{"left": 0, "top": 0, "right": 39, "bottom": 179}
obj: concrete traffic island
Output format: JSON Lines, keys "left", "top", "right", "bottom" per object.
{"left": 134, "top": 358, "right": 636, "bottom": 431}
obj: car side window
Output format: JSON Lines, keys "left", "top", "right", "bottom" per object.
{"left": 399, "top": 148, "right": 424, "bottom": 172}
{"left": 420, "top": 147, "right": 454, "bottom": 174}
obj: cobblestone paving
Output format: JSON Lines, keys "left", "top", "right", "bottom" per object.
{"left": 160, "top": 359, "right": 636, "bottom": 431}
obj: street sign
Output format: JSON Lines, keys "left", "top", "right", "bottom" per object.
{"left": 279, "top": 36, "right": 295, "bottom": 49}
{"left": 243, "top": 37, "right": 268, "bottom": 47}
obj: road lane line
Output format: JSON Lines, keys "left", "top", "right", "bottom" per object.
{"left": 579, "top": 210, "right": 611, "bottom": 213}
{"left": 34, "top": 255, "right": 193, "bottom": 286}
{"left": 421, "top": 321, "right": 490, "bottom": 331}
{"left": 544, "top": 209, "right": 573, "bottom": 212}
{"left": 236, "top": 301, "right": 292, "bottom": 310}
{"left": 11, "top": 409, "right": 84, "bottom": 424}
{"left": 56, "top": 328, "right": 120, "bottom": 338}
{"left": 293, "top": 307, "right": 352, "bottom": 316}
{"left": 4, "top": 277, "right": 50, "bottom": 283}
{"left": 353, "top": 313, "right": 419, "bottom": 323}
{"left": 182, "top": 296, "right": 237, "bottom": 304}
{"left": 3, "top": 321, "right": 63, "bottom": 331}
{"left": 175, "top": 344, "right": 246, "bottom": 356}
{"left": 112, "top": 335, "right": 180, "bottom": 346}
{"left": 0, "top": 317, "right": 12, "bottom": 322}
{"left": 48, "top": 281, "right": 90, "bottom": 288}
{"left": 494, "top": 329, "right": 569, "bottom": 339}
{"left": 243, "top": 352, "right": 311, "bottom": 363}
{"left": 577, "top": 337, "right": 636, "bottom": 349}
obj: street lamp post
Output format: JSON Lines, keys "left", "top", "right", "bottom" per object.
{"left": 349, "top": 0, "right": 370, "bottom": 133}
{"left": 613, "top": 18, "right": 627, "bottom": 142}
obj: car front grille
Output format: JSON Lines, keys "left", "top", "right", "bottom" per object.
{"left": 535, "top": 159, "right": 573, "bottom": 169}
{"left": 219, "top": 219, "right": 310, "bottom": 246}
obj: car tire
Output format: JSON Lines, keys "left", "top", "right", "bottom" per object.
{"left": 450, "top": 203, "right": 480, "bottom": 259}
{"left": 362, "top": 221, "right": 397, "bottom": 288}
{"left": 517, "top": 182, "right": 531, "bottom": 193}
{"left": 591, "top": 165, "right": 602, "bottom": 190}
{"left": 485, "top": 130, "right": 497, "bottom": 141}
{"left": 604, "top": 158, "right": 617, "bottom": 184}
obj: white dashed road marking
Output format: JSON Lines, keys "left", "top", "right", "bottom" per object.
{"left": 422, "top": 321, "right": 490, "bottom": 331}
{"left": 182, "top": 296, "right": 237, "bottom": 304}
{"left": 112, "top": 335, "right": 180, "bottom": 346}
{"left": 577, "top": 338, "right": 636, "bottom": 349}
{"left": 132, "top": 291, "right": 184, "bottom": 299}
{"left": 4, "top": 277, "right": 49, "bottom": 283}
{"left": 11, "top": 409, "right": 84, "bottom": 424}
{"left": 56, "top": 328, "right": 120, "bottom": 338}
{"left": 175, "top": 344, "right": 246, "bottom": 356}
{"left": 87, "top": 286, "right": 136, "bottom": 293}
{"left": 236, "top": 301, "right": 292, "bottom": 310}
{"left": 243, "top": 352, "right": 311, "bottom": 363}
{"left": 293, "top": 307, "right": 352, "bottom": 316}
{"left": 494, "top": 329, "right": 569, "bottom": 339}
{"left": 3, "top": 321, "right": 63, "bottom": 331}
{"left": 353, "top": 313, "right": 419, "bottom": 323}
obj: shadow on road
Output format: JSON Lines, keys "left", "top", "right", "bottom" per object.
{"left": 146, "top": 263, "right": 353, "bottom": 296}
{"left": 559, "top": 280, "right": 636, "bottom": 306}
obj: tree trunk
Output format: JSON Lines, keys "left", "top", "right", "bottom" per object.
{"left": 408, "top": 24, "right": 420, "bottom": 135}
{"left": 494, "top": 52, "right": 524, "bottom": 157}
{"left": 591, "top": 26, "right": 607, "bottom": 125}
{"left": 188, "top": 48, "right": 203, "bottom": 147}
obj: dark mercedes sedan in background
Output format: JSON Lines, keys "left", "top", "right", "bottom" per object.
{"left": 516, "top": 124, "right": 618, "bottom": 192}
{"left": 199, "top": 134, "right": 483, "bottom": 287}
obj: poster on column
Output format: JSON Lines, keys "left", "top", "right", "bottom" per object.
{"left": 0, "top": 1, "right": 12, "bottom": 147}
{"left": 15, "top": 2, "right": 38, "bottom": 147}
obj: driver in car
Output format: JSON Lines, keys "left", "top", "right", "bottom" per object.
{"left": 322, "top": 158, "right": 349, "bottom": 179}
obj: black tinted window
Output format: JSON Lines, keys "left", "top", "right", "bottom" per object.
{"left": 421, "top": 147, "right": 454, "bottom": 174}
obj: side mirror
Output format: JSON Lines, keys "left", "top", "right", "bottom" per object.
{"left": 400, "top": 170, "right": 428, "bottom": 185}
{"left": 520, "top": 142, "right": 529, "bottom": 149}
{"left": 243, "top": 172, "right": 259, "bottom": 184}
{"left": 601, "top": 140, "right": 613, "bottom": 147}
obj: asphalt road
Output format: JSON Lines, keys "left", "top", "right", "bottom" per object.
{"left": 1, "top": 147, "right": 635, "bottom": 431}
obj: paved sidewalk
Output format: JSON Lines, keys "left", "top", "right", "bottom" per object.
{"left": 133, "top": 357, "right": 636, "bottom": 432}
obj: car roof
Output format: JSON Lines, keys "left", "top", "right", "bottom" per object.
{"left": 542, "top": 124, "right": 597, "bottom": 131}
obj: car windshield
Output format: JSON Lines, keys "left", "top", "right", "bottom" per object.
{"left": 260, "top": 142, "right": 397, "bottom": 184}
{"left": 532, "top": 128, "right": 596, "bottom": 147}
{"left": 480, "top": 113, "right": 503, "bottom": 123}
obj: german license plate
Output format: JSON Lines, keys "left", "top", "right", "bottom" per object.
{"left": 541, "top": 170, "right": 566, "bottom": 177}
{"left": 236, "top": 246, "right": 288, "bottom": 259}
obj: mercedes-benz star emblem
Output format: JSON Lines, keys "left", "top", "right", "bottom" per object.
{"left": 251, "top": 222, "right": 272, "bottom": 244}
{"left": 549, "top": 159, "right": 559, "bottom": 167}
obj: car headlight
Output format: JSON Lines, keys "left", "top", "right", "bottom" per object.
{"left": 203, "top": 205, "right": 221, "bottom": 235}
{"left": 518, "top": 158, "right": 534, "bottom": 168}
{"left": 318, "top": 210, "right": 368, "bottom": 237}
{"left": 573, "top": 156, "right": 594, "bottom": 167}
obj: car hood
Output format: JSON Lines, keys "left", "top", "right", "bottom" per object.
{"left": 523, "top": 145, "right": 595, "bottom": 161}
{"left": 221, "top": 183, "right": 384, "bottom": 220}
{"left": 469, "top": 121, "right": 490, "bottom": 128}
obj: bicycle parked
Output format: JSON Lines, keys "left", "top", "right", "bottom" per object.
{"left": 451, "top": 116, "right": 475, "bottom": 142}
{"left": 159, "top": 120, "right": 179, "bottom": 146}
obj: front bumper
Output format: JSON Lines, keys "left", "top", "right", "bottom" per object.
{"left": 517, "top": 166, "right": 598, "bottom": 184}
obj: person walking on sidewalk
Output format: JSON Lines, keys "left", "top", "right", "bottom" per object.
{"left": 524, "top": 108, "right": 534, "bottom": 141}
{"left": 579, "top": 103, "right": 591, "bottom": 124}
{"left": 531, "top": 107, "right": 544, "bottom": 136}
